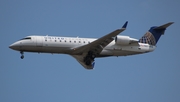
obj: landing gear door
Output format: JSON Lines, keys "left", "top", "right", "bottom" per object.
{"left": 36, "top": 36, "right": 43, "bottom": 47}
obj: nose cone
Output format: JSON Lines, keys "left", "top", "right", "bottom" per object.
{"left": 9, "top": 42, "right": 21, "bottom": 51}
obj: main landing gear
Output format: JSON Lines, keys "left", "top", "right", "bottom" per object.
{"left": 20, "top": 51, "right": 24, "bottom": 59}
{"left": 84, "top": 51, "right": 96, "bottom": 65}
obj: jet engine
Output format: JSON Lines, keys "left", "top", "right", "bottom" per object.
{"left": 115, "top": 35, "right": 139, "bottom": 45}
{"left": 115, "top": 36, "right": 131, "bottom": 45}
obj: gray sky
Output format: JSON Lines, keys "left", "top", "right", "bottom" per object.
{"left": 1, "top": 0, "right": 180, "bottom": 102}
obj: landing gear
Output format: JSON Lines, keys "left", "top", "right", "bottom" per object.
{"left": 21, "top": 55, "right": 24, "bottom": 59}
{"left": 84, "top": 51, "right": 96, "bottom": 65}
{"left": 20, "top": 51, "right": 24, "bottom": 59}
{"left": 85, "top": 60, "right": 91, "bottom": 65}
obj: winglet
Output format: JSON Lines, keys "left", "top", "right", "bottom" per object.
{"left": 122, "top": 21, "right": 128, "bottom": 28}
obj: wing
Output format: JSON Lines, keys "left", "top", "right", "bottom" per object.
{"left": 71, "top": 55, "right": 95, "bottom": 69}
{"left": 71, "top": 21, "right": 128, "bottom": 69}
{"left": 72, "top": 21, "right": 128, "bottom": 55}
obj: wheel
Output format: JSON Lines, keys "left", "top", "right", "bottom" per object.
{"left": 91, "top": 55, "right": 96, "bottom": 59}
{"left": 87, "top": 51, "right": 96, "bottom": 60}
{"left": 21, "top": 55, "right": 24, "bottom": 59}
{"left": 88, "top": 51, "right": 93, "bottom": 55}
{"left": 85, "top": 60, "right": 91, "bottom": 65}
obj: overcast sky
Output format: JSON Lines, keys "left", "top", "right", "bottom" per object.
{"left": 1, "top": 0, "right": 180, "bottom": 102}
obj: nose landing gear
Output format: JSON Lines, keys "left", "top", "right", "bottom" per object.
{"left": 20, "top": 51, "right": 24, "bottom": 59}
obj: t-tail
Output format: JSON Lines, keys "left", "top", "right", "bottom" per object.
{"left": 139, "top": 22, "right": 174, "bottom": 45}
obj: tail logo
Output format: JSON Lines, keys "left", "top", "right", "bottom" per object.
{"left": 139, "top": 32, "right": 156, "bottom": 45}
{"left": 139, "top": 22, "right": 173, "bottom": 45}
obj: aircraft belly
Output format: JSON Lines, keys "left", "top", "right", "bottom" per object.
{"left": 21, "top": 46, "right": 72, "bottom": 54}
{"left": 42, "top": 46, "right": 71, "bottom": 54}
{"left": 112, "top": 50, "right": 142, "bottom": 56}
{"left": 100, "top": 50, "right": 113, "bottom": 56}
{"left": 20, "top": 46, "right": 39, "bottom": 52}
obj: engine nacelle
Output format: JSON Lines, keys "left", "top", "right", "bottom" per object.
{"left": 115, "top": 36, "right": 131, "bottom": 45}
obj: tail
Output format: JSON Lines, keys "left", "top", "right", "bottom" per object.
{"left": 139, "top": 22, "right": 174, "bottom": 45}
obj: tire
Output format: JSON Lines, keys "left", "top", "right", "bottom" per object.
{"left": 85, "top": 60, "right": 91, "bottom": 65}
{"left": 21, "top": 55, "right": 24, "bottom": 59}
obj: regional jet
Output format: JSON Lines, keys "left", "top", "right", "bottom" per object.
{"left": 9, "top": 21, "right": 173, "bottom": 69}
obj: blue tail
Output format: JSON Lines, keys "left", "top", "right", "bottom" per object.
{"left": 139, "top": 22, "right": 174, "bottom": 45}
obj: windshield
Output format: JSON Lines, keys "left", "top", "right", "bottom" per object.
{"left": 20, "top": 37, "right": 31, "bottom": 40}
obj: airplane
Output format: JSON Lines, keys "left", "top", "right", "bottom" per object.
{"left": 9, "top": 21, "right": 173, "bottom": 69}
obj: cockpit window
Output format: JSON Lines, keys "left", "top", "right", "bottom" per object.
{"left": 20, "top": 37, "right": 31, "bottom": 40}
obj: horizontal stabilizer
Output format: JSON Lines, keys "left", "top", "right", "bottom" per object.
{"left": 154, "top": 22, "right": 174, "bottom": 30}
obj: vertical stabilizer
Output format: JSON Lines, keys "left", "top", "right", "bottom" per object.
{"left": 139, "top": 22, "right": 174, "bottom": 45}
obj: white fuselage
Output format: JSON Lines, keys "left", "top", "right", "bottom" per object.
{"left": 9, "top": 21, "right": 173, "bottom": 69}
{"left": 10, "top": 35, "right": 156, "bottom": 57}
